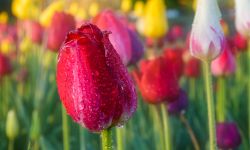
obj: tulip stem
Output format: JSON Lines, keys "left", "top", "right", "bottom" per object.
{"left": 101, "top": 128, "right": 113, "bottom": 150}
{"left": 116, "top": 127, "right": 124, "bottom": 150}
{"left": 8, "top": 139, "right": 14, "bottom": 150}
{"left": 161, "top": 104, "right": 171, "bottom": 150}
{"left": 203, "top": 61, "right": 217, "bottom": 150}
{"left": 79, "top": 127, "right": 86, "bottom": 150}
{"left": 189, "top": 78, "right": 196, "bottom": 100}
{"left": 216, "top": 77, "right": 226, "bottom": 122}
{"left": 180, "top": 114, "right": 200, "bottom": 150}
{"left": 62, "top": 105, "right": 70, "bottom": 150}
{"left": 248, "top": 39, "right": 250, "bottom": 145}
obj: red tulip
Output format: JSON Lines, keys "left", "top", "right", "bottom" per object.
{"left": 56, "top": 23, "right": 137, "bottom": 132}
{"left": 132, "top": 57, "right": 180, "bottom": 104}
{"left": 233, "top": 33, "right": 248, "bottom": 52}
{"left": 23, "top": 20, "right": 43, "bottom": 44}
{"left": 47, "top": 12, "right": 76, "bottom": 52}
{"left": 211, "top": 43, "right": 236, "bottom": 76}
{"left": 0, "top": 53, "right": 12, "bottom": 78}
{"left": 166, "top": 25, "right": 184, "bottom": 43}
{"left": 92, "top": 10, "right": 132, "bottom": 65}
{"left": 216, "top": 122, "right": 242, "bottom": 149}
{"left": 164, "top": 47, "right": 184, "bottom": 79}
{"left": 184, "top": 52, "right": 201, "bottom": 78}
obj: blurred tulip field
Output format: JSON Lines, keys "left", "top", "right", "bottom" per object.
{"left": 0, "top": 0, "right": 250, "bottom": 150}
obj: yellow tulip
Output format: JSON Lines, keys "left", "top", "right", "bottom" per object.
{"left": 0, "top": 12, "right": 8, "bottom": 24}
{"left": 39, "top": 1, "right": 64, "bottom": 27}
{"left": 143, "top": 0, "right": 168, "bottom": 38}
{"left": 121, "top": 0, "right": 132, "bottom": 13}
{"left": 88, "top": 2, "right": 100, "bottom": 17}
{"left": 133, "top": 1, "right": 144, "bottom": 17}
{"left": 192, "top": 0, "right": 197, "bottom": 11}
{"left": 68, "top": 2, "right": 87, "bottom": 20}
{"left": 6, "top": 110, "right": 19, "bottom": 140}
{"left": 12, "top": 0, "right": 40, "bottom": 20}
{"left": 0, "top": 39, "right": 14, "bottom": 54}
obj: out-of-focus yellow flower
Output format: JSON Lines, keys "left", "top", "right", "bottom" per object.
{"left": 133, "top": 1, "right": 144, "bottom": 17}
{"left": 6, "top": 110, "right": 19, "bottom": 140}
{"left": 39, "top": 1, "right": 64, "bottom": 27}
{"left": 121, "top": 0, "right": 132, "bottom": 13}
{"left": 12, "top": 0, "right": 40, "bottom": 20}
{"left": 192, "top": 0, "right": 197, "bottom": 11}
{"left": 0, "top": 12, "right": 8, "bottom": 24}
{"left": 143, "top": 0, "right": 168, "bottom": 38}
{"left": 88, "top": 2, "right": 100, "bottom": 17}
{"left": 0, "top": 40, "right": 14, "bottom": 54}
{"left": 68, "top": 2, "right": 87, "bottom": 20}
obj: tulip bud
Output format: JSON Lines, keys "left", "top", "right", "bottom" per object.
{"left": 128, "top": 29, "right": 144, "bottom": 65}
{"left": 216, "top": 122, "right": 242, "bottom": 149}
{"left": 23, "top": 20, "right": 43, "bottom": 44}
{"left": 143, "top": 0, "right": 168, "bottom": 39}
{"left": 166, "top": 25, "right": 184, "bottom": 43}
{"left": 39, "top": 1, "right": 64, "bottom": 27}
{"left": 167, "top": 89, "right": 188, "bottom": 115}
{"left": 211, "top": 44, "right": 236, "bottom": 76}
{"left": 0, "top": 53, "right": 12, "bottom": 78}
{"left": 164, "top": 47, "right": 184, "bottom": 79}
{"left": 133, "top": 1, "right": 144, "bottom": 17}
{"left": 47, "top": 12, "right": 76, "bottom": 52}
{"left": 93, "top": 10, "right": 132, "bottom": 65}
{"left": 6, "top": 110, "right": 19, "bottom": 140}
{"left": 132, "top": 57, "right": 180, "bottom": 104}
{"left": 88, "top": 2, "right": 100, "bottom": 17}
{"left": 189, "top": 0, "right": 225, "bottom": 61}
{"left": 233, "top": 33, "right": 248, "bottom": 52}
{"left": 183, "top": 50, "right": 201, "bottom": 78}
{"left": 235, "top": 0, "right": 250, "bottom": 38}
{"left": 121, "top": 0, "right": 132, "bottom": 13}
{"left": 0, "top": 12, "right": 8, "bottom": 24}
{"left": 56, "top": 23, "right": 137, "bottom": 132}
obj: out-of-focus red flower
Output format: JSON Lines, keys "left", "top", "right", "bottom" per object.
{"left": 92, "top": 10, "right": 132, "bottom": 65}
{"left": 132, "top": 57, "right": 180, "bottom": 104}
{"left": 167, "top": 89, "right": 188, "bottom": 115}
{"left": 146, "top": 37, "right": 164, "bottom": 48}
{"left": 233, "top": 33, "right": 248, "bottom": 52}
{"left": 56, "top": 23, "right": 137, "bottom": 132}
{"left": 166, "top": 25, "right": 184, "bottom": 43}
{"left": 211, "top": 43, "right": 236, "bottom": 76}
{"left": 0, "top": 53, "right": 12, "bottom": 78}
{"left": 183, "top": 50, "right": 201, "bottom": 78}
{"left": 47, "top": 12, "right": 76, "bottom": 52}
{"left": 164, "top": 47, "right": 184, "bottom": 79}
{"left": 23, "top": 20, "right": 43, "bottom": 44}
{"left": 216, "top": 122, "right": 242, "bottom": 149}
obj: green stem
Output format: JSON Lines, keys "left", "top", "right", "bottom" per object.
{"left": 79, "top": 127, "right": 85, "bottom": 150}
{"left": 203, "top": 61, "right": 217, "bottom": 150}
{"left": 216, "top": 77, "right": 226, "bottom": 122}
{"left": 150, "top": 105, "right": 164, "bottom": 150}
{"left": 161, "top": 104, "right": 171, "bottom": 150}
{"left": 101, "top": 128, "right": 113, "bottom": 150}
{"left": 248, "top": 39, "right": 250, "bottom": 146}
{"left": 116, "top": 127, "right": 124, "bottom": 150}
{"left": 189, "top": 78, "right": 196, "bottom": 100}
{"left": 8, "top": 139, "right": 14, "bottom": 150}
{"left": 62, "top": 106, "right": 70, "bottom": 150}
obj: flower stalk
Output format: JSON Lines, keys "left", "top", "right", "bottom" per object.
{"left": 101, "top": 128, "right": 113, "bottom": 150}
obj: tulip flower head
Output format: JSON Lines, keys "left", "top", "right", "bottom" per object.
{"left": 167, "top": 89, "right": 188, "bottom": 115}
{"left": 23, "top": 20, "right": 43, "bottom": 44}
{"left": 216, "top": 122, "right": 242, "bottom": 149}
{"left": 47, "top": 12, "right": 76, "bottom": 52}
{"left": 143, "top": 0, "right": 168, "bottom": 39}
{"left": 56, "top": 23, "right": 137, "bottom": 132}
{"left": 0, "top": 53, "right": 12, "bottom": 78}
{"left": 93, "top": 10, "right": 132, "bottom": 65}
{"left": 235, "top": 0, "right": 250, "bottom": 38}
{"left": 189, "top": 0, "right": 225, "bottom": 61}
{"left": 132, "top": 57, "right": 180, "bottom": 104}
{"left": 211, "top": 44, "right": 236, "bottom": 76}
{"left": 6, "top": 110, "right": 19, "bottom": 140}
{"left": 233, "top": 33, "right": 248, "bottom": 52}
